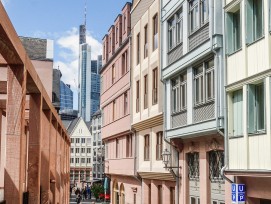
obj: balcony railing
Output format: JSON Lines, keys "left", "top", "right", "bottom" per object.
{"left": 144, "top": 94, "right": 148, "bottom": 109}
{"left": 136, "top": 98, "right": 139, "bottom": 113}
{"left": 153, "top": 34, "right": 158, "bottom": 50}
{"left": 144, "top": 43, "right": 148, "bottom": 58}
{"left": 144, "top": 146, "right": 150, "bottom": 161}
{"left": 156, "top": 144, "right": 162, "bottom": 160}
{"left": 152, "top": 88, "right": 158, "bottom": 105}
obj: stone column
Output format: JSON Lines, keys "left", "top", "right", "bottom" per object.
{"left": 162, "top": 181, "right": 170, "bottom": 204}
{"left": 142, "top": 179, "right": 149, "bottom": 204}
{"left": 27, "top": 93, "right": 42, "bottom": 204}
{"left": 40, "top": 110, "right": 51, "bottom": 204}
{"left": 151, "top": 180, "right": 158, "bottom": 204}
{"left": 5, "top": 65, "right": 26, "bottom": 203}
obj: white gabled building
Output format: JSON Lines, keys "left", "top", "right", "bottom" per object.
{"left": 68, "top": 117, "right": 93, "bottom": 188}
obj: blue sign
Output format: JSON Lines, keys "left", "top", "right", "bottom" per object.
{"left": 238, "top": 184, "right": 246, "bottom": 193}
{"left": 238, "top": 193, "right": 246, "bottom": 202}
{"left": 232, "top": 184, "right": 246, "bottom": 203}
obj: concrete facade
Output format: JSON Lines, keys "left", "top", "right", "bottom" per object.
{"left": 0, "top": 2, "right": 70, "bottom": 203}
{"left": 101, "top": 2, "right": 142, "bottom": 204}
{"left": 224, "top": 0, "right": 271, "bottom": 203}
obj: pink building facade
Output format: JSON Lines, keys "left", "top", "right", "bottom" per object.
{"left": 101, "top": 3, "right": 141, "bottom": 204}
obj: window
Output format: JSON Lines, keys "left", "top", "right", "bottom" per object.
{"left": 71, "top": 138, "right": 74, "bottom": 143}
{"left": 136, "top": 80, "right": 140, "bottom": 113}
{"left": 81, "top": 158, "right": 85, "bottom": 163}
{"left": 144, "top": 75, "right": 148, "bottom": 109}
{"left": 109, "top": 36, "right": 111, "bottom": 52}
{"left": 246, "top": 0, "right": 264, "bottom": 43}
{"left": 123, "top": 14, "right": 126, "bottom": 33}
{"left": 70, "top": 158, "right": 74, "bottom": 163}
{"left": 156, "top": 132, "right": 163, "bottom": 160}
{"left": 105, "top": 143, "right": 108, "bottom": 159}
{"left": 124, "top": 92, "right": 128, "bottom": 115}
{"left": 76, "top": 138, "right": 80, "bottom": 143}
{"left": 187, "top": 152, "right": 199, "bottom": 180}
{"left": 113, "top": 100, "right": 116, "bottom": 121}
{"left": 87, "top": 138, "right": 91, "bottom": 144}
{"left": 152, "top": 68, "right": 158, "bottom": 105}
{"left": 81, "top": 138, "right": 85, "bottom": 143}
{"left": 122, "top": 50, "right": 128, "bottom": 75}
{"left": 144, "top": 24, "right": 148, "bottom": 58}
{"left": 137, "top": 33, "right": 140, "bottom": 65}
{"left": 170, "top": 187, "right": 175, "bottom": 204}
{"left": 189, "top": 0, "right": 209, "bottom": 33}
{"left": 116, "top": 139, "right": 119, "bottom": 158}
{"left": 248, "top": 82, "right": 265, "bottom": 134}
{"left": 144, "top": 135, "right": 150, "bottom": 161}
{"left": 158, "top": 185, "right": 163, "bottom": 204}
{"left": 226, "top": 6, "right": 241, "bottom": 54}
{"left": 168, "top": 8, "right": 183, "bottom": 50}
{"left": 75, "top": 158, "right": 79, "bottom": 163}
{"left": 81, "top": 148, "right": 85, "bottom": 153}
{"left": 190, "top": 197, "right": 200, "bottom": 204}
{"left": 194, "top": 58, "right": 214, "bottom": 105}
{"left": 112, "top": 64, "right": 115, "bottom": 84}
{"left": 87, "top": 158, "right": 91, "bottom": 163}
{"left": 126, "top": 134, "right": 133, "bottom": 157}
{"left": 75, "top": 148, "right": 80, "bottom": 153}
{"left": 71, "top": 148, "right": 74, "bottom": 153}
{"left": 232, "top": 89, "right": 243, "bottom": 136}
{"left": 209, "top": 150, "right": 224, "bottom": 182}
{"left": 87, "top": 148, "right": 91, "bottom": 153}
{"left": 171, "top": 72, "right": 187, "bottom": 113}
{"left": 153, "top": 14, "right": 158, "bottom": 50}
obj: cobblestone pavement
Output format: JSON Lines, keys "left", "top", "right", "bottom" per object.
{"left": 70, "top": 193, "right": 107, "bottom": 204}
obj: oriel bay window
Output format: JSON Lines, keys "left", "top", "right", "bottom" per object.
{"left": 248, "top": 82, "right": 265, "bottom": 134}
{"left": 189, "top": 0, "right": 209, "bottom": 33}
{"left": 194, "top": 58, "right": 214, "bottom": 105}
{"left": 171, "top": 72, "right": 187, "bottom": 113}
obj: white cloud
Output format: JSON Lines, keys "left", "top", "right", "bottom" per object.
{"left": 54, "top": 27, "right": 102, "bottom": 110}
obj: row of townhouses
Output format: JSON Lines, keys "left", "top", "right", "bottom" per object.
{"left": 100, "top": 0, "right": 271, "bottom": 203}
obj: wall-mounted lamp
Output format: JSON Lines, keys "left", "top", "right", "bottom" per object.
{"left": 162, "top": 149, "right": 181, "bottom": 178}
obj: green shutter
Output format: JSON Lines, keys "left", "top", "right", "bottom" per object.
{"left": 247, "top": 84, "right": 256, "bottom": 133}
{"left": 226, "top": 13, "right": 233, "bottom": 54}
{"left": 245, "top": 0, "right": 253, "bottom": 44}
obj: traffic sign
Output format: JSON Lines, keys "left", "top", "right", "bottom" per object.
{"left": 232, "top": 183, "right": 246, "bottom": 203}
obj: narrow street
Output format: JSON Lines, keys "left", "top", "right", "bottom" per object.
{"left": 69, "top": 193, "right": 105, "bottom": 204}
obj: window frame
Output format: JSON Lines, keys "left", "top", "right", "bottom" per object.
{"left": 144, "top": 74, "right": 148, "bottom": 109}
{"left": 137, "top": 33, "right": 140, "bottom": 65}
{"left": 136, "top": 80, "right": 140, "bottom": 113}
{"left": 156, "top": 132, "right": 163, "bottom": 160}
{"left": 144, "top": 24, "right": 148, "bottom": 58}
{"left": 144, "top": 134, "right": 150, "bottom": 161}
{"left": 168, "top": 8, "right": 183, "bottom": 51}
{"left": 171, "top": 72, "right": 187, "bottom": 114}
{"left": 153, "top": 13, "right": 158, "bottom": 51}
{"left": 152, "top": 68, "right": 158, "bottom": 105}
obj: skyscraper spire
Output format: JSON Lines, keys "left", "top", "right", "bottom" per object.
{"left": 84, "top": 0, "right": 87, "bottom": 27}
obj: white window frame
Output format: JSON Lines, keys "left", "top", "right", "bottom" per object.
{"left": 171, "top": 72, "right": 187, "bottom": 114}
{"left": 194, "top": 58, "right": 214, "bottom": 106}
{"left": 168, "top": 7, "right": 183, "bottom": 51}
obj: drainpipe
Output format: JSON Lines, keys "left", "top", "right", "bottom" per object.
{"left": 217, "top": 0, "right": 233, "bottom": 184}
{"left": 128, "top": 32, "right": 142, "bottom": 185}
{"left": 159, "top": 2, "right": 179, "bottom": 203}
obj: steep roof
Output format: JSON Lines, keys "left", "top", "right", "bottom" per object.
{"left": 67, "top": 117, "right": 80, "bottom": 135}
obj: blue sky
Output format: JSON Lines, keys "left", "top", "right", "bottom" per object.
{"left": 2, "top": 0, "right": 131, "bottom": 110}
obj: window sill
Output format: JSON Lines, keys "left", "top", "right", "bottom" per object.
{"left": 248, "top": 131, "right": 266, "bottom": 137}
{"left": 189, "top": 22, "right": 209, "bottom": 37}
{"left": 168, "top": 42, "right": 183, "bottom": 54}
{"left": 171, "top": 109, "right": 187, "bottom": 116}
{"left": 246, "top": 36, "right": 265, "bottom": 47}
{"left": 194, "top": 99, "right": 214, "bottom": 109}
{"left": 227, "top": 47, "right": 242, "bottom": 57}
{"left": 229, "top": 135, "right": 244, "bottom": 139}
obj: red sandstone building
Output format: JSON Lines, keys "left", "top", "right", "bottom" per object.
{"left": 0, "top": 3, "right": 70, "bottom": 203}
{"left": 100, "top": 3, "right": 142, "bottom": 204}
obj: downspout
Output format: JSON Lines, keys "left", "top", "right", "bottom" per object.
{"left": 218, "top": 0, "right": 233, "bottom": 184}
{"left": 128, "top": 32, "right": 142, "bottom": 184}
{"left": 159, "top": 1, "right": 179, "bottom": 203}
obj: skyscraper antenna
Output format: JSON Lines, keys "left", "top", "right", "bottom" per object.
{"left": 84, "top": 0, "right": 87, "bottom": 26}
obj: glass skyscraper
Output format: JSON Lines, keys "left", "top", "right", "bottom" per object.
{"left": 60, "top": 81, "right": 73, "bottom": 111}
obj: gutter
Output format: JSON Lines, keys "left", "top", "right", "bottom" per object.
{"left": 159, "top": 1, "right": 179, "bottom": 204}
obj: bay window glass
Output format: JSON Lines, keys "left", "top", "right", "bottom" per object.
{"left": 168, "top": 8, "right": 183, "bottom": 50}
{"left": 171, "top": 72, "right": 187, "bottom": 113}
{"left": 232, "top": 89, "right": 243, "bottom": 136}
{"left": 190, "top": 0, "right": 199, "bottom": 33}
{"left": 201, "top": 0, "right": 208, "bottom": 24}
{"left": 176, "top": 8, "right": 183, "bottom": 44}
{"left": 168, "top": 17, "right": 175, "bottom": 50}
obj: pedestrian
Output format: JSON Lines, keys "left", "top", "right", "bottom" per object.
{"left": 84, "top": 187, "right": 88, "bottom": 200}
{"left": 87, "top": 186, "right": 91, "bottom": 199}
{"left": 76, "top": 193, "right": 82, "bottom": 204}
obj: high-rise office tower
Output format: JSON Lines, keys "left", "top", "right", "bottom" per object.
{"left": 60, "top": 81, "right": 73, "bottom": 111}
{"left": 90, "top": 56, "right": 101, "bottom": 116}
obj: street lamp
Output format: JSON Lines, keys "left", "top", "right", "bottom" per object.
{"left": 162, "top": 148, "right": 181, "bottom": 178}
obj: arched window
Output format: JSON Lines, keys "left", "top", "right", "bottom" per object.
{"left": 120, "top": 183, "right": 125, "bottom": 204}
